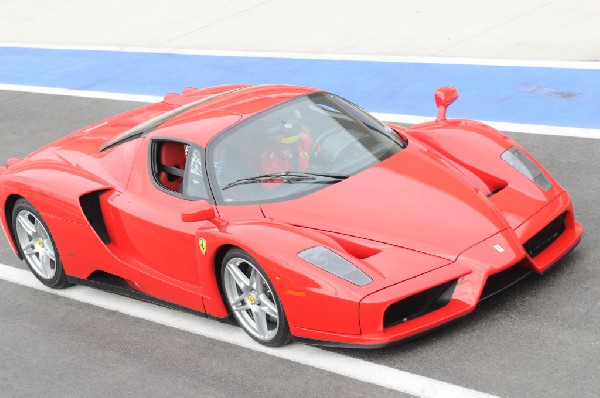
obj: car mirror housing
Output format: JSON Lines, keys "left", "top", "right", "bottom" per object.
{"left": 434, "top": 86, "right": 459, "bottom": 122}
{"left": 181, "top": 201, "right": 216, "bottom": 222}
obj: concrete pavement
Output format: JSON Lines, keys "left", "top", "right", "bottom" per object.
{"left": 1, "top": 0, "right": 599, "bottom": 61}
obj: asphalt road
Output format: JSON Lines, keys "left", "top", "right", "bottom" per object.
{"left": 0, "top": 91, "right": 598, "bottom": 397}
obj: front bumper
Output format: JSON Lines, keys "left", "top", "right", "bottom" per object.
{"left": 514, "top": 192, "right": 582, "bottom": 273}
{"left": 290, "top": 192, "right": 583, "bottom": 347}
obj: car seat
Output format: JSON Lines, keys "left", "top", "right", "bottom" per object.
{"left": 158, "top": 142, "right": 186, "bottom": 192}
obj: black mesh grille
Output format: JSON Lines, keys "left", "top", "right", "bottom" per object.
{"left": 524, "top": 212, "right": 567, "bottom": 258}
{"left": 383, "top": 279, "right": 457, "bottom": 328}
{"left": 80, "top": 191, "right": 111, "bottom": 244}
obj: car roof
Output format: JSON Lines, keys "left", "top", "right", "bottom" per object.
{"left": 148, "top": 84, "right": 320, "bottom": 147}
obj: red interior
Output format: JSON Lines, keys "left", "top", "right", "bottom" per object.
{"left": 158, "top": 142, "right": 186, "bottom": 191}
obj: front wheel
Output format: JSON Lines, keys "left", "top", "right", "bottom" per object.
{"left": 12, "top": 198, "right": 70, "bottom": 289}
{"left": 221, "top": 248, "right": 291, "bottom": 347}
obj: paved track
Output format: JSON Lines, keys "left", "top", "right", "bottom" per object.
{"left": 0, "top": 91, "right": 597, "bottom": 397}
{"left": 0, "top": 278, "right": 408, "bottom": 398}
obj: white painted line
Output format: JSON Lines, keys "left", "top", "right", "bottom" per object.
{"left": 2, "top": 42, "right": 600, "bottom": 70}
{"left": 2, "top": 83, "right": 598, "bottom": 139}
{"left": 371, "top": 113, "right": 600, "bottom": 140}
{"left": 0, "top": 263, "right": 496, "bottom": 398}
{"left": 0, "top": 84, "right": 161, "bottom": 103}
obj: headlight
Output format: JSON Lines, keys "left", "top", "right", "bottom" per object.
{"left": 298, "top": 246, "right": 373, "bottom": 286}
{"left": 501, "top": 146, "right": 552, "bottom": 190}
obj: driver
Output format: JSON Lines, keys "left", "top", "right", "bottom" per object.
{"left": 261, "top": 119, "right": 312, "bottom": 174}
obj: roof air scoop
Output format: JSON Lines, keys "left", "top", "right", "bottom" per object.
{"left": 163, "top": 93, "right": 179, "bottom": 101}
{"left": 182, "top": 87, "right": 199, "bottom": 95}
{"left": 434, "top": 86, "right": 459, "bottom": 122}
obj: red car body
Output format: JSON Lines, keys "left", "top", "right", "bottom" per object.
{"left": 0, "top": 84, "right": 582, "bottom": 347}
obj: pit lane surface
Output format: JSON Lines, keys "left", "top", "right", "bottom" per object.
{"left": 0, "top": 91, "right": 597, "bottom": 397}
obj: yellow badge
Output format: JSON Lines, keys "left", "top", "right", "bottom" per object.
{"left": 248, "top": 294, "right": 255, "bottom": 305}
{"left": 300, "top": 151, "right": 309, "bottom": 159}
{"left": 198, "top": 238, "right": 207, "bottom": 255}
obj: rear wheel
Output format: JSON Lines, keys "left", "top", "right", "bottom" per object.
{"left": 221, "top": 248, "right": 291, "bottom": 347}
{"left": 12, "top": 198, "right": 70, "bottom": 289}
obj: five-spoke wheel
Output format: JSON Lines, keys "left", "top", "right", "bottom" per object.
{"left": 221, "top": 249, "right": 291, "bottom": 346}
{"left": 12, "top": 198, "right": 69, "bottom": 289}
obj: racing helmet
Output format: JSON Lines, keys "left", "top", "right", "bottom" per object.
{"left": 267, "top": 119, "right": 303, "bottom": 144}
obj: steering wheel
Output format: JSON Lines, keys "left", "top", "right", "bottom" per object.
{"left": 333, "top": 136, "right": 371, "bottom": 162}
{"left": 311, "top": 127, "right": 343, "bottom": 159}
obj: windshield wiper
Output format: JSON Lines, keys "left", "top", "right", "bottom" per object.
{"left": 361, "top": 121, "right": 407, "bottom": 148}
{"left": 222, "top": 171, "right": 348, "bottom": 190}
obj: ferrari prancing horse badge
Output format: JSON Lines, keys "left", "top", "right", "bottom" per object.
{"left": 199, "top": 238, "right": 207, "bottom": 255}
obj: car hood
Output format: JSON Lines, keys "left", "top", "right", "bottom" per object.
{"left": 261, "top": 145, "right": 510, "bottom": 261}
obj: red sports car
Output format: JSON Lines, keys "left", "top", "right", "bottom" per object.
{"left": 0, "top": 84, "right": 582, "bottom": 347}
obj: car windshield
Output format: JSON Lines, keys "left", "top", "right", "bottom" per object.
{"left": 208, "top": 92, "right": 404, "bottom": 204}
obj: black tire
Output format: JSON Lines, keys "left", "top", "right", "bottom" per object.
{"left": 11, "top": 198, "right": 71, "bottom": 289}
{"left": 221, "top": 248, "right": 291, "bottom": 347}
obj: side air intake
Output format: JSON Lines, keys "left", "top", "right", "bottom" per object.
{"left": 79, "top": 191, "right": 111, "bottom": 244}
{"left": 524, "top": 212, "right": 567, "bottom": 258}
{"left": 384, "top": 279, "right": 458, "bottom": 328}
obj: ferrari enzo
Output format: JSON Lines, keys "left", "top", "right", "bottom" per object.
{"left": 0, "top": 84, "right": 582, "bottom": 347}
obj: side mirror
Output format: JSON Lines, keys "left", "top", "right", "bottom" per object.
{"left": 434, "top": 86, "right": 459, "bottom": 122}
{"left": 181, "top": 201, "right": 216, "bottom": 222}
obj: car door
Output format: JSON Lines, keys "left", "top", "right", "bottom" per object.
{"left": 107, "top": 138, "right": 214, "bottom": 311}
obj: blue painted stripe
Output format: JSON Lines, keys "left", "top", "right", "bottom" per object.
{"left": 1, "top": 47, "right": 599, "bottom": 128}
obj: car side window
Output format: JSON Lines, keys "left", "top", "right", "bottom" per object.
{"left": 183, "top": 146, "right": 210, "bottom": 200}
{"left": 151, "top": 140, "right": 209, "bottom": 200}
{"left": 152, "top": 140, "right": 188, "bottom": 193}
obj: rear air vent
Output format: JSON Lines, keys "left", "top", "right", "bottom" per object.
{"left": 384, "top": 279, "right": 457, "bottom": 328}
{"left": 80, "top": 191, "right": 111, "bottom": 244}
{"left": 524, "top": 212, "right": 567, "bottom": 258}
